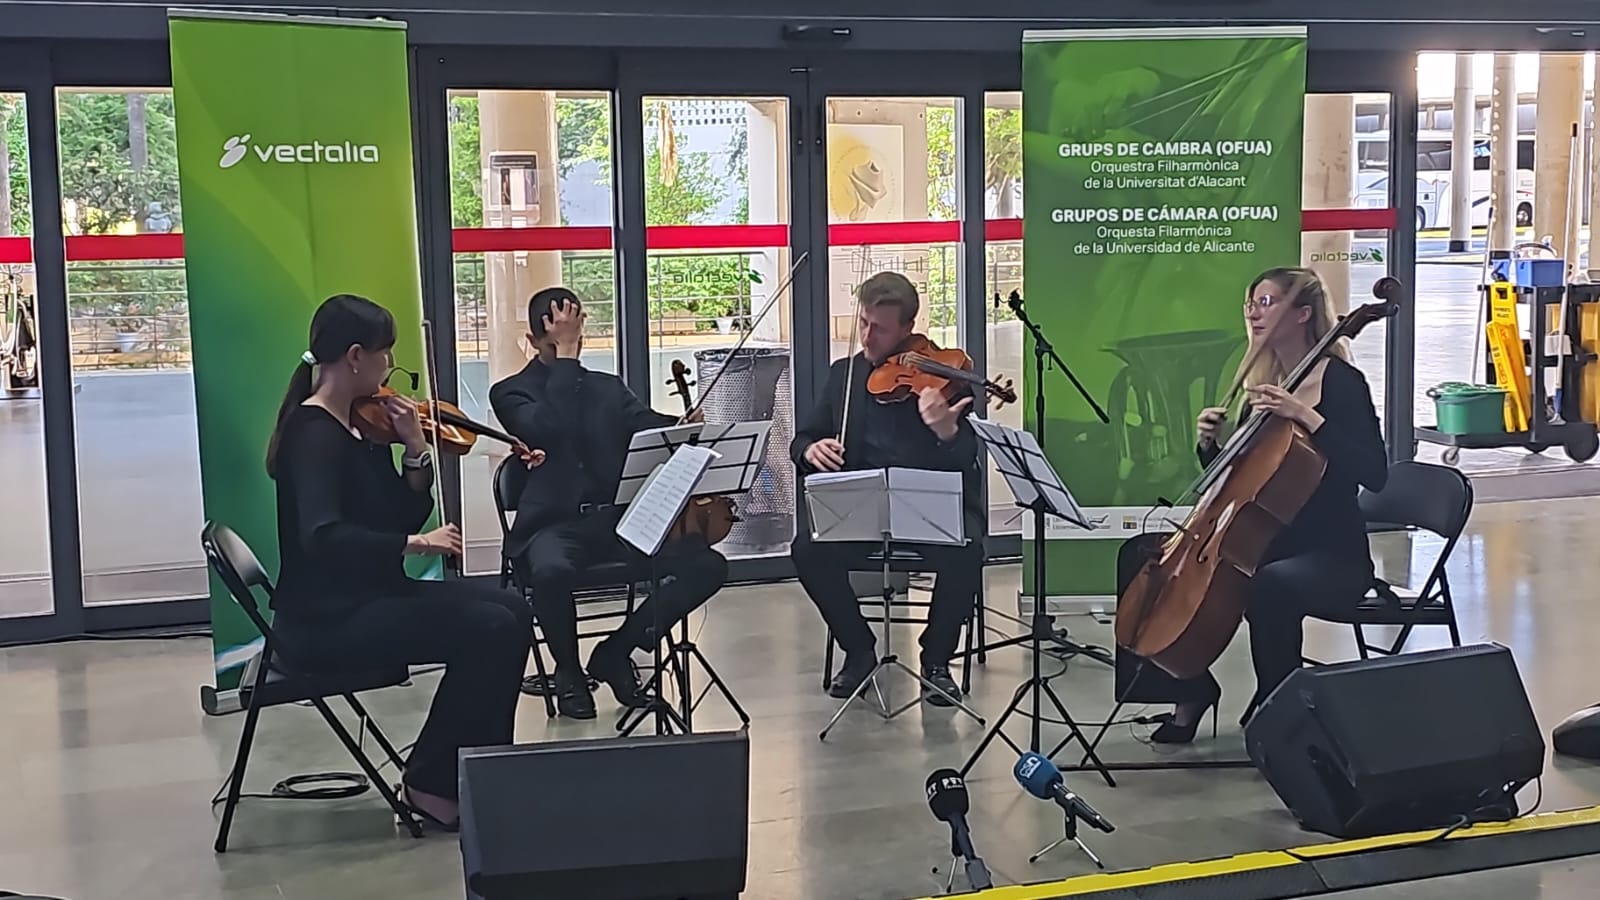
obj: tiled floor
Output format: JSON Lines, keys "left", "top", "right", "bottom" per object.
{"left": 6, "top": 497, "right": 1600, "bottom": 899}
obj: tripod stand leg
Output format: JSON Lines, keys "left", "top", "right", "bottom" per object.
{"left": 686, "top": 643, "right": 751, "bottom": 726}
{"left": 945, "top": 857, "right": 959, "bottom": 893}
{"left": 819, "top": 662, "right": 888, "bottom": 741}
{"left": 883, "top": 658, "right": 985, "bottom": 724}
{"left": 1027, "top": 836, "right": 1068, "bottom": 865}
{"left": 958, "top": 679, "right": 1033, "bottom": 776}
{"left": 1041, "top": 681, "right": 1116, "bottom": 788}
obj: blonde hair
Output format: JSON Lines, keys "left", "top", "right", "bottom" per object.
{"left": 1232, "top": 267, "right": 1347, "bottom": 401}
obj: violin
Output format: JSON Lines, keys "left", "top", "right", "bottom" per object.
{"left": 1114, "top": 277, "right": 1402, "bottom": 679}
{"left": 865, "top": 334, "right": 1018, "bottom": 409}
{"left": 352, "top": 384, "right": 541, "bottom": 463}
{"left": 663, "top": 358, "right": 737, "bottom": 546}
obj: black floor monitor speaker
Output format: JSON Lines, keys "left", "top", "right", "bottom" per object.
{"left": 460, "top": 730, "right": 749, "bottom": 900}
{"left": 1244, "top": 643, "right": 1544, "bottom": 839}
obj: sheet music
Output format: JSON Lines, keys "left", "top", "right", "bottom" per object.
{"left": 617, "top": 421, "right": 773, "bottom": 504}
{"left": 615, "top": 443, "right": 718, "bottom": 556}
{"left": 803, "top": 467, "right": 964, "bottom": 546}
{"left": 886, "top": 468, "right": 964, "bottom": 545}
{"left": 972, "top": 419, "right": 1091, "bottom": 530}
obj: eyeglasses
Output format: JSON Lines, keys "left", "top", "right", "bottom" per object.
{"left": 1243, "top": 295, "right": 1281, "bottom": 312}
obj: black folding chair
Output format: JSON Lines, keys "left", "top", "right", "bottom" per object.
{"left": 1312, "top": 460, "right": 1470, "bottom": 659}
{"left": 199, "top": 521, "right": 422, "bottom": 852}
{"left": 492, "top": 456, "right": 643, "bottom": 718}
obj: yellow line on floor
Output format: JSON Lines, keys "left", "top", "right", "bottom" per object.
{"left": 908, "top": 806, "right": 1600, "bottom": 900}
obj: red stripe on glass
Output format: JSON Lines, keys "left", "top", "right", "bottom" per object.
{"left": 1302, "top": 208, "right": 1397, "bottom": 232}
{"left": 985, "top": 219, "right": 1023, "bottom": 241}
{"left": 646, "top": 223, "right": 789, "bottom": 250}
{"left": 67, "top": 233, "right": 185, "bottom": 261}
{"left": 452, "top": 226, "right": 612, "bottom": 253}
{"left": 828, "top": 220, "right": 961, "bottom": 245}
{"left": 0, "top": 236, "right": 28, "bottom": 264}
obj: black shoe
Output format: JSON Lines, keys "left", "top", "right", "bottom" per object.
{"left": 828, "top": 653, "right": 876, "bottom": 699}
{"left": 1151, "top": 674, "right": 1221, "bottom": 744}
{"left": 921, "top": 664, "right": 963, "bottom": 707}
{"left": 588, "top": 640, "right": 648, "bottom": 709}
{"left": 553, "top": 668, "right": 596, "bottom": 720}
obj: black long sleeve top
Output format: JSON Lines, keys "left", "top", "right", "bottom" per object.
{"left": 1200, "top": 357, "right": 1387, "bottom": 565}
{"left": 271, "top": 405, "right": 435, "bottom": 622}
{"left": 791, "top": 353, "right": 985, "bottom": 534}
{"left": 490, "top": 357, "right": 677, "bottom": 553}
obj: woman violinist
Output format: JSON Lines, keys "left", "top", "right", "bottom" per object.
{"left": 1153, "top": 268, "right": 1388, "bottom": 744}
{"left": 264, "top": 293, "right": 533, "bottom": 829}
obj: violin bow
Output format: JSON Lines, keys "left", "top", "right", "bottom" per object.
{"left": 419, "top": 320, "right": 458, "bottom": 570}
{"left": 676, "top": 251, "right": 809, "bottom": 425}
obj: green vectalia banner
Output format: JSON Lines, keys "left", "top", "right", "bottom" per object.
{"left": 170, "top": 11, "right": 435, "bottom": 690}
{"left": 1019, "top": 26, "right": 1307, "bottom": 603}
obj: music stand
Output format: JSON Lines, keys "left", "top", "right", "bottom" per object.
{"left": 959, "top": 420, "right": 1115, "bottom": 787}
{"left": 805, "top": 467, "right": 988, "bottom": 740}
{"left": 614, "top": 422, "right": 771, "bottom": 735}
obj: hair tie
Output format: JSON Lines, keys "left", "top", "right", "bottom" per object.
{"left": 301, "top": 350, "right": 317, "bottom": 366}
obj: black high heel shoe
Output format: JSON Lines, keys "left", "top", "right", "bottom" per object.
{"left": 1150, "top": 675, "right": 1221, "bottom": 744}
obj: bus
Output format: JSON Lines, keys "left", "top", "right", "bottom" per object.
{"left": 1355, "top": 130, "right": 1535, "bottom": 230}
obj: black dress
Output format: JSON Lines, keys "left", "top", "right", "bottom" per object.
{"left": 1185, "top": 357, "right": 1389, "bottom": 706}
{"left": 271, "top": 404, "right": 531, "bottom": 801}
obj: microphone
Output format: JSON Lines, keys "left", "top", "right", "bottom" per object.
{"left": 1013, "top": 752, "right": 1115, "bottom": 834}
{"left": 925, "top": 768, "right": 993, "bottom": 889}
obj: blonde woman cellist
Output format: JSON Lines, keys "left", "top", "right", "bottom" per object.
{"left": 1153, "top": 268, "right": 1388, "bottom": 744}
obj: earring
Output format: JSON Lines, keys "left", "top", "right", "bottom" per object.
{"left": 352, "top": 366, "right": 360, "bottom": 376}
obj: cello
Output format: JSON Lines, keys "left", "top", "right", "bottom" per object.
{"left": 1114, "top": 276, "right": 1402, "bottom": 679}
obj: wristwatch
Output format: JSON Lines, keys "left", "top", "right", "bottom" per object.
{"left": 402, "top": 449, "right": 434, "bottom": 470}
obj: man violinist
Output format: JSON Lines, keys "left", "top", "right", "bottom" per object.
{"left": 790, "top": 271, "right": 985, "bottom": 705}
{"left": 490, "top": 287, "right": 728, "bottom": 720}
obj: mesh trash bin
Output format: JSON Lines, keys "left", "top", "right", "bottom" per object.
{"left": 695, "top": 345, "right": 794, "bottom": 555}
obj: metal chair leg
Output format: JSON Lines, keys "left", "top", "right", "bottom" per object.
{"left": 309, "top": 697, "right": 422, "bottom": 839}
{"left": 345, "top": 694, "right": 407, "bottom": 770}
{"left": 214, "top": 701, "right": 262, "bottom": 853}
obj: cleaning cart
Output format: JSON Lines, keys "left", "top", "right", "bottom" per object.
{"left": 1416, "top": 273, "right": 1599, "bottom": 466}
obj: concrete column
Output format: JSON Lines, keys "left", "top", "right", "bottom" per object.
{"left": 746, "top": 100, "right": 788, "bottom": 345}
{"left": 1448, "top": 54, "right": 1475, "bottom": 252}
{"left": 1489, "top": 53, "right": 1518, "bottom": 252}
{"left": 1533, "top": 54, "right": 1585, "bottom": 249}
{"left": 1589, "top": 55, "right": 1600, "bottom": 278}
{"left": 479, "top": 90, "right": 564, "bottom": 385}
{"left": 1302, "top": 93, "right": 1354, "bottom": 314}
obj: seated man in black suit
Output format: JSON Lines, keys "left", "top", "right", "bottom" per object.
{"left": 489, "top": 287, "right": 728, "bottom": 720}
{"left": 790, "top": 271, "right": 987, "bottom": 706}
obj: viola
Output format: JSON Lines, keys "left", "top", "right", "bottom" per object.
{"left": 1114, "top": 277, "right": 1402, "bottom": 679}
{"left": 663, "top": 358, "right": 737, "bottom": 546}
{"left": 865, "top": 334, "right": 1018, "bottom": 409}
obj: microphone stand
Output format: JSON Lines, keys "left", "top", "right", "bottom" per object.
{"left": 1029, "top": 802, "right": 1104, "bottom": 869}
{"left": 943, "top": 832, "right": 993, "bottom": 893}
{"left": 961, "top": 291, "right": 1115, "bottom": 786}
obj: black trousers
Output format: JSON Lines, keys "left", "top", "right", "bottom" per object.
{"left": 791, "top": 535, "right": 984, "bottom": 668}
{"left": 1170, "top": 550, "right": 1372, "bottom": 707}
{"left": 274, "top": 579, "right": 531, "bottom": 801}
{"left": 518, "top": 511, "right": 728, "bottom": 673}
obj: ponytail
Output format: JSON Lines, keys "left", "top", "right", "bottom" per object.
{"left": 265, "top": 361, "right": 316, "bottom": 479}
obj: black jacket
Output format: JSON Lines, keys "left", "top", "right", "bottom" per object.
{"left": 489, "top": 358, "right": 675, "bottom": 556}
{"left": 790, "top": 353, "right": 985, "bottom": 538}
{"left": 1199, "top": 357, "right": 1387, "bottom": 565}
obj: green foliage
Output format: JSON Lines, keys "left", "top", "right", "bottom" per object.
{"left": 1, "top": 95, "right": 29, "bottom": 236}
{"left": 56, "top": 91, "right": 182, "bottom": 236}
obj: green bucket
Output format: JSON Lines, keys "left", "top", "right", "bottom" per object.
{"left": 1428, "top": 382, "right": 1508, "bottom": 436}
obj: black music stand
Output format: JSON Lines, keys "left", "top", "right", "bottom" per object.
{"left": 958, "top": 419, "right": 1113, "bottom": 787}
{"left": 805, "top": 467, "right": 988, "bottom": 739}
{"left": 613, "top": 423, "right": 769, "bottom": 735}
